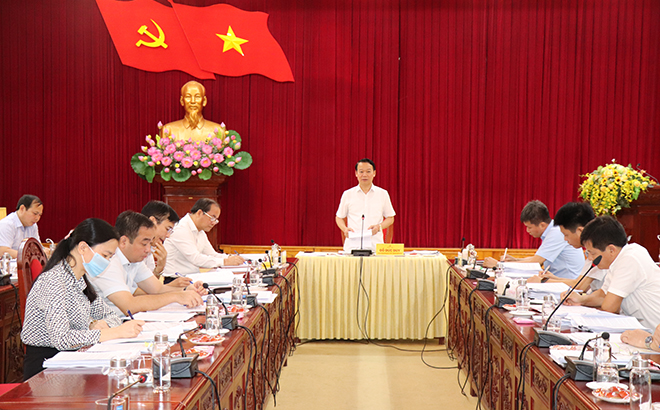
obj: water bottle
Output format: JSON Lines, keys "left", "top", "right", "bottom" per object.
{"left": 515, "top": 278, "right": 529, "bottom": 312}
{"left": 629, "top": 352, "right": 652, "bottom": 410}
{"left": 231, "top": 275, "right": 243, "bottom": 304}
{"left": 205, "top": 296, "right": 220, "bottom": 336}
{"left": 592, "top": 334, "right": 611, "bottom": 381}
{"left": 271, "top": 242, "right": 280, "bottom": 266}
{"left": 152, "top": 333, "right": 171, "bottom": 392}
{"left": 1, "top": 253, "right": 10, "bottom": 274}
{"left": 541, "top": 295, "right": 556, "bottom": 325}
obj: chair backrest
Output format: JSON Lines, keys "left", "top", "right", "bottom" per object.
{"left": 17, "top": 238, "right": 47, "bottom": 322}
{"left": 340, "top": 217, "right": 394, "bottom": 244}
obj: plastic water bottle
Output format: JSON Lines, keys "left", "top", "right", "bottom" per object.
{"left": 515, "top": 278, "right": 529, "bottom": 312}
{"left": 629, "top": 352, "right": 652, "bottom": 410}
{"left": 249, "top": 262, "right": 260, "bottom": 286}
{"left": 152, "top": 333, "right": 171, "bottom": 392}
{"left": 231, "top": 275, "right": 244, "bottom": 304}
{"left": 205, "top": 296, "right": 220, "bottom": 336}
{"left": 592, "top": 334, "right": 611, "bottom": 381}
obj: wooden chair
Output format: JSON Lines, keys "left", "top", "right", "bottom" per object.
{"left": 340, "top": 217, "right": 394, "bottom": 244}
{"left": 17, "top": 237, "right": 47, "bottom": 321}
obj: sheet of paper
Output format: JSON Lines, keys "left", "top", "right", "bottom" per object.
{"left": 129, "top": 312, "right": 196, "bottom": 322}
{"left": 186, "top": 270, "right": 235, "bottom": 286}
{"left": 103, "top": 321, "right": 198, "bottom": 344}
{"left": 570, "top": 314, "right": 648, "bottom": 333}
{"left": 348, "top": 229, "right": 373, "bottom": 239}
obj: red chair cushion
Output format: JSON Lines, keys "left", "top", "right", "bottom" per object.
{"left": 30, "top": 258, "right": 43, "bottom": 280}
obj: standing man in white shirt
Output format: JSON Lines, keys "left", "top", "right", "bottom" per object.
{"left": 0, "top": 195, "right": 43, "bottom": 258}
{"left": 565, "top": 216, "right": 660, "bottom": 329}
{"left": 163, "top": 198, "right": 244, "bottom": 277}
{"left": 335, "top": 159, "right": 396, "bottom": 252}
{"left": 90, "top": 211, "right": 204, "bottom": 317}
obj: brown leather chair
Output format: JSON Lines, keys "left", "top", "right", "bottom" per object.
{"left": 17, "top": 238, "right": 47, "bottom": 321}
{"left": 340, "top": 217, "right": 394, "bottom": 244}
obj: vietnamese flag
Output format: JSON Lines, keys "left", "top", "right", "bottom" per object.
{"left": 170, "top": 1, "right": 294, "bottom": 82}
{"left": 96, "top": 0, "right": 214, "bottom": 79}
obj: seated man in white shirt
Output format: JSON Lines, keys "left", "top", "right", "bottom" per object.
{"left": 565, "top": 216, "right": 660, "bottom": 329}
{"left": 162, "top": 198, "right": 244, "bottom": 277}
{"left": 484, "top": 200, "right": 584, "bottom": 279}
{"left": 335, "top": 158, "right": 395, "bottom": 252}
{"left": 139, "top": 200, "right": 190, "bottom": 287}
{"left": 0, "top": 195, "right": 43, "bottom": 258}
{"left": 90, "top": 211, "right": 205, "bottom": 317}
{"left": 527, "top": 202, "right": 607, "bottom": 292}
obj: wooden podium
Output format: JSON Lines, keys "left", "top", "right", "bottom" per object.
{"left": 617, "top": 185, "right": 660, "bottom": 262}
{"left": 154, "top": 174, "right": 228, "bottom": 251}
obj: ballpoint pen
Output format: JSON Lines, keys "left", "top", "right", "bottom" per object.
{"left": 127, "top": 310, "right": 135, "bottom": 320}
{"left": 174, "top": 272, "right": 194, "bottom": 285}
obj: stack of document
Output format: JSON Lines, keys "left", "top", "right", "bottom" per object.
{"left": 106, "top": 321, "right": 199, "bottom": 344}
{"left": 527, "top": 282, "right": 570, "bottom": 301}
{"left": 216, "top": 290, "right": 278, "bottom": 304}
{"left": 569, "top": 313, "right": 648, "bottom": 333}
{"left": 502, "top": 262, "right": 542, "bottom": 278}
{"left": 44, "top": 350, "right": 140, "bottom": 368}
{"left": 187, "top": 270, "right": 235, "bottom": 286}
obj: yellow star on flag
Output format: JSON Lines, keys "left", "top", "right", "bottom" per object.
{"left": 216, "top": 26, "right": 248, "bottom": 56}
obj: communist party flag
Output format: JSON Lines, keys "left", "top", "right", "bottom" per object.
{"left": 170, "top": 1, "right": 294, "bottom": 82}
{"left": 96, "top": 0, "right": 215, "bottom": 79}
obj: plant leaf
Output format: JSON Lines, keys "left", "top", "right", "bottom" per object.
{"left": 172, "top": 168, "right": 191, "bottom": 182}
{"left": 199, "top": 169, "right": 212, "bottom": 180}
{"left": 232, "top": 152, "right": 253, "bottom": 170}
{"left": 131, "top": 153, "right": 148, "bottom": 175}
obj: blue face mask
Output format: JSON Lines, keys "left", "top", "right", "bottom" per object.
{"left": 82, "top": 248, "right": 110, "bottom": 277}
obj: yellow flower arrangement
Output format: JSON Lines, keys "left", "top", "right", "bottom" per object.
{"left": 579, "top": 160, "right": 654, "bottom": 215}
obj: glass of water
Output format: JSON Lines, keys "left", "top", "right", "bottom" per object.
{"left": 596, "top": 362, "right": 619, "bottom": 383}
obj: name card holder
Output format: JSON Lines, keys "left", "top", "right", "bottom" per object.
{"left": 376, "top": 243, "right": 404, "bottom": 255}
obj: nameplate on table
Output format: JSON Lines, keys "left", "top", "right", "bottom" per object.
{"left": 376, "top": 243, "right": 404, "bottom": 255}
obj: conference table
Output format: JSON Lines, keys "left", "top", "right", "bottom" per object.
{"left": 448, "top": 265, "right": 660, "bottom": 410}
{"left": 295, "top": 252, "right": 449, "bottom": 340}
{"left": 0, "top": 264, "right": 296, "bottom": 410}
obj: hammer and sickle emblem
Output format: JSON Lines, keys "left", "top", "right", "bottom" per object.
{"left": 135, "top": 19, "right": 168, "bottom": 49}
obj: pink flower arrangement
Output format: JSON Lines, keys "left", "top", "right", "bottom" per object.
{"left": 132, "top": 123, "right": 252, "bottom": 182}
{"left": 181, "top": 157, "right": 193, "bottom": 168}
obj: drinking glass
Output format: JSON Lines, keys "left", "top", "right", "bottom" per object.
{"left": 596, "top": 362, "right": 619, "bottom": 383}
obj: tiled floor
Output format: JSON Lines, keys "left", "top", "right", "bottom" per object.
{"left": 265, "top": 340, "right": 478, "bottom": 410}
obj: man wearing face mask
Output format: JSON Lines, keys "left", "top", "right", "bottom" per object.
{"left": 90, "top": 211, "right": 205, "bottom": 317}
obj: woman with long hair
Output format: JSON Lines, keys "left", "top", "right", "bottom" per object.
{"left": 21, "top": 218, "right": 144, "bottom": 380}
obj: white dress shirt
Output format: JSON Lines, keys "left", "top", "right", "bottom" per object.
{"left": 601, "top": 243, "right": 660, "bottom": 329}
{"left": 336, "top": 184, "right": 396, "bottom": 251}
{"left": 0, "top": 211, "right": 40, "bottom": 251}
{"left": 90, "top": 248, "right": 153, "bottom": 317}
{"left": 162, "top": 213, "right": 227, "bottom": 276}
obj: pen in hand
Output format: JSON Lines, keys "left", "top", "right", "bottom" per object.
{"left": 127, "top": 310, "right": 135, "bottom": 320}
{"left": 174, "top": 272, "right": 194, "bottom": 285}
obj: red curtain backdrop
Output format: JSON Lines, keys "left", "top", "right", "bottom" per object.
{"left": 1, "top": 0, "right": 658, "bottom": 249}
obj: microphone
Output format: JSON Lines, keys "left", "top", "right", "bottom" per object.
{"left": 360, "top": 215, "right": 365, "bottom": 250}
{"left": 578, "top": 332, "right": 610, "bottom": 360}
{"left": 203, "top": 283, "right": 229, "bottom": 315}
{"left": 107, "top": 374, "right": 147, "bottom": 409}
{"left": 351, "top": 214, "right": 372, "bottom": 256}
{"left": 533, "top": 255, "right": 602, "bottom": 347}
{"left": 202, "top": 283, "right": 238, "bottom": 330}
{"left": 177, "top": 324, "right": 203, "bottom": 357}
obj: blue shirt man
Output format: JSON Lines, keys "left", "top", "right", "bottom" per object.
{"left": 535, "top": 220, "right": 584, "bottom": 279}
